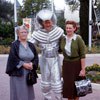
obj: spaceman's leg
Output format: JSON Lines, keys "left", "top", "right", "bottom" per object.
{"left": 39, "top": 56, "right": 52, "bottom": 100}
{"left": 40, "top": 81, "right": 51, "bottom": 100}
{"left": 49, "top": 56, "right": 63, "bottom": 100}
{"left": 51, "top": 81, "right": 63, "bottom": 100}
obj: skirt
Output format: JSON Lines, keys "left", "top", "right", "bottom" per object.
{"left": 62, "top": 59, "right": 81, "bottom": 99}
{"left": 10, "top": 68, "right": 35, "bottom": 100}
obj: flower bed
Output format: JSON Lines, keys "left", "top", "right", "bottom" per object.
{"left": 85, "top": 63, "right": 100, "bottom": 83}
{"left": 0, "top": 45, "right": 10, "bottom": 54}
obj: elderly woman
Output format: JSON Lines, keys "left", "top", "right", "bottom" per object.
{"left": 6, "top": 25, "right": 38, "bottom": 100}
{"left": 60, "top": 21, "right": 86, "bottom": 100}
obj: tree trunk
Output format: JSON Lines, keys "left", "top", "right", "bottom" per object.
{"left": 80, "top": 0, "right": 89, "bottom": 45}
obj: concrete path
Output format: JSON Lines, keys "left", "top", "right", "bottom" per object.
{"left": 0, "top": 54, "right": 100, "bottom": 100}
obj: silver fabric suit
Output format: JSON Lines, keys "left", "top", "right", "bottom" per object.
{"left": 31, "top": 27, "right": 63, "bottom": 100}
{"left": 30, "top": 9, "right": 64, "bottom": 100}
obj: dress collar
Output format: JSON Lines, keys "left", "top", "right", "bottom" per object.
{"left": 66, "top": 34, "right": 77, "bottom": 41}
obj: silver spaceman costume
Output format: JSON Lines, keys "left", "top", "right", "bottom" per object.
{"left": 30, "top": 9, "right": 64, "bottom": 100}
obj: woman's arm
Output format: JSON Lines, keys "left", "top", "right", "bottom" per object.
{"left": 79, "top": 58, "right": 85, "bottom": 76}
{"left": 77, "top": 37, "right": 86, "bottom": 76}
{"left": 6, "top": 42, "right": 21, "bottom": 74}
{"left": 29, "top": 43, "right": 39, "bottom": 70}
{"left": 32, "top": 48, "right": 38, "bottom": 70}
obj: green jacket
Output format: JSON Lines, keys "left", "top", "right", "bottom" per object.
{"left": 60, "top": 36, "right": 85, "bottom": 62}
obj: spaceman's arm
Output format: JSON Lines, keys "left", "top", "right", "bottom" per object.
{"left": 28, "top": 36, "right": 38, "bottom": 45}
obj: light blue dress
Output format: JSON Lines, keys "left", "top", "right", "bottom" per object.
{"left": 10, "top": 43, "right": 35, "bottom": 100}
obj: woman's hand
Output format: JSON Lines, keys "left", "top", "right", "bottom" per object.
{"left": 80, "top": 59, "right": 85, "bottom": 77}
{"left": 23, "top": 62, "right": 33, "bottom": 70}
{"left": 79, "top": 69, "right": 85, "bottom": 77}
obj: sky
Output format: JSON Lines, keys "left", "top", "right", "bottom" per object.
{"left": 7, "top": 0, "right": 66, "bottom": 10}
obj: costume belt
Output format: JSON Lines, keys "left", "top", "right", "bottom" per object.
{"left": 42, "top": 48, "right": 58, "bottom": 58}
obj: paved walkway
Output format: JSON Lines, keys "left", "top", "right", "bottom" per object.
{"left": 0, "top": 54, "right": 100, "bottom": 100}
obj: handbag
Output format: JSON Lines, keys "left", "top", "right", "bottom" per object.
{"left": 26, "top": 71, "right": 37, "bottom": 85}
{"left": 75, "top": 78, "right": 92, "bottom": 97}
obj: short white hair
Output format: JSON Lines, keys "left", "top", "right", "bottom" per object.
{"left": 16, "top": 25, "right": 29, "bottom": 35}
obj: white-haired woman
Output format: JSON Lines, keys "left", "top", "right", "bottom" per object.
{"left": 6, "top": 25, "right": 38, "bottom": 100}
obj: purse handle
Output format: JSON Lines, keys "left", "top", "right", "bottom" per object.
{"left": 77, "top": 76, "right": 86, "bottom": 81}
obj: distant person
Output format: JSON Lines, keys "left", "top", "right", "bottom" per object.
{"left": 60, "top": 20, "right": 86, "bottom": 100}
{"left": 6, "top": 25, "right": 38, "bottom": 100}
{"left": 30, "top": 9, "right": 64, "bottom": 100}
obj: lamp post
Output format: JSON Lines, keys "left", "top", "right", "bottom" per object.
{"left": 51, "top": 0, "right": 54, "bottom": 12}
{"left": 14, "top": 0, "right": 17, "bottom": 40}
{"left": 89, "top": 0, "right": 93, "bottom": 51}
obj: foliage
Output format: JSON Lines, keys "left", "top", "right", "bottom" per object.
{"left": 36, "top": 65, "right": 41, "bottom": 74}
{"left": 85, "top": 44, "right": 98, "bottom": 53}
{"left": 86, "top": 74, "right": 100, "bottom": 83}
{"left": 85, "top": 63, "right": 100, "bottom": 83}
{"left": 69, "top": 1, "right": 80, "bottom": 12}
{"left": 57, "top": 15, "right": 66, "bottom": 33}
{"left": 98, "top": 4, "right": 100, "bottom": 10}
{"left": 0, "top": 38, "right": 14, "bottom": 45}
{"left": 0, "top": 0, "right": 14, "bottom": 22}
{"left": 97, "top": 0, "right": 100, "bottom": 10}
{"left": 0, "top": 20, "right": 14, "bottom": 44}
{"left": 0, "top": 45, "right": 10, "bottom": 54}
{"left": 18, "top": 0, "right": 50, "bottom": 25}
{"left": 85, "top": 63, "right": 100, "bottom": 72}
{"left": 65, "top": 0, "right": 80, "bottom": 12}
{"left": 35, "top": 45, "right": 41, "bottom": 53}
{"left": 0, "top": 0, "right": 14, "bottom": 45}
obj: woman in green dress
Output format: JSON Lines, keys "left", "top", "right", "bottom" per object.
{"left": 60, "top": 20, "right": 86, "bottom": 100}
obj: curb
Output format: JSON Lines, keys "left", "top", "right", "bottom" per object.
{"left": 0, "top": 54, "right": 8, "bottom": 57}
{"left": 1, "top": 54, "right": 100, "bottom": 57}
{"left": 86, "top": 54, "right": 100, "bottom": 57}
{"left": 91, "top": 83, "right": 100, "bottom": 91}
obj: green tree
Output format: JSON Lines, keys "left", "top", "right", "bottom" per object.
{"left": 0, "top": 19, "right": 14, "bottom": 45}
{"left": 0, "top": 0, "right": 14, "bottom": 22}
{"left": 18, "top": 0, "right": 50, "bottom": 25}
{"left": 69, "top": 1, "right": 80, "bottom": 12}
{"left": 0, "top": 0, "right": 14, "bottom": 45}
{"left": 57, "top": 15, "right": 65, "bottom": 33}
{"left": 97, "top": 1, "right": 100, "bottom": 10}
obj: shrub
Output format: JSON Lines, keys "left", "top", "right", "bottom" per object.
{"left": 0, "top": 45, "right": 10, "bottom": 54}
{"left": 85, "top": 44, "right": 98, "bottom": 53}
{"left": 36, "top": 66, "right": 41, "bottom": 74}
{"left": 0, "top": 38, "right": 14, "bottom": 45}
{"left": 85, "top": 63, "right": 100, "bottom": 83}
{"left": 85, "top": 63, "right": 100, "bottom": 72}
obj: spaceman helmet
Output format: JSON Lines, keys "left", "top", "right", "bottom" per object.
{"left": 36, "top": 9, "right": 57, "bottom": 28}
